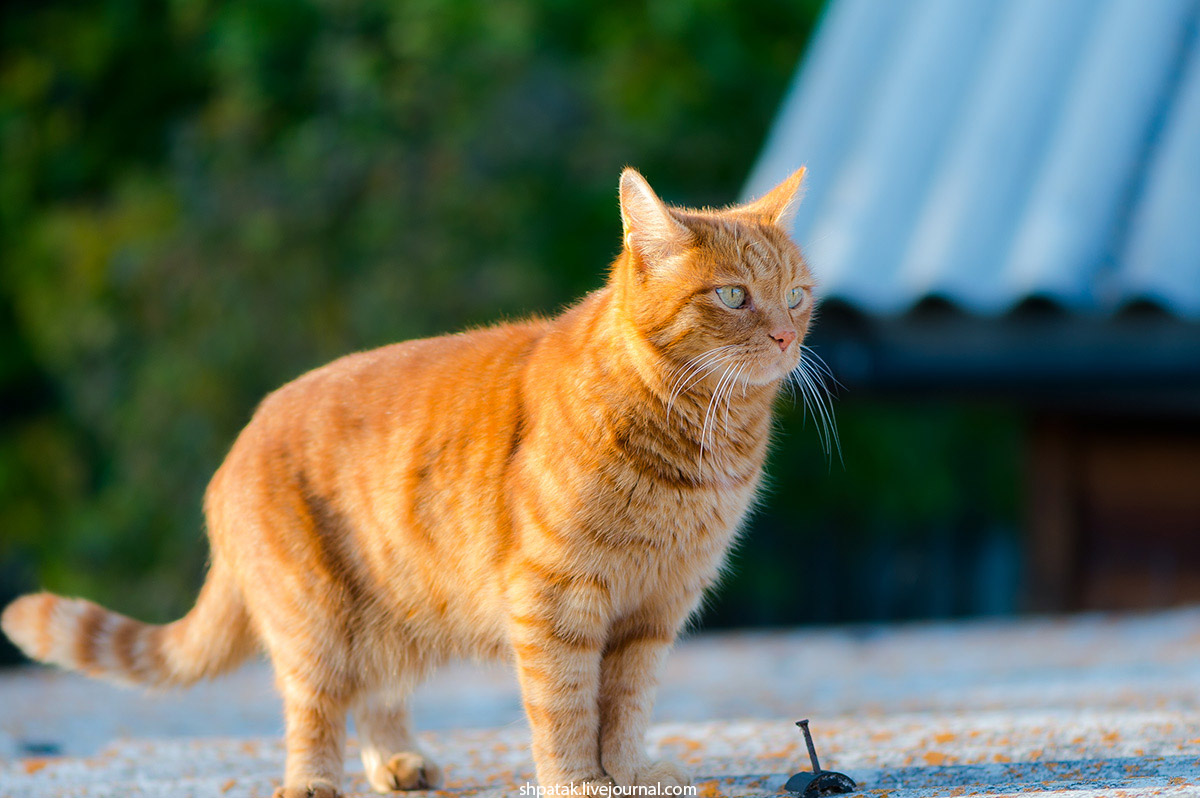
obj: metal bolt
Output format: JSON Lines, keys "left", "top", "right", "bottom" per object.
{"left": 797, "top": 719, "right": 822, "bottom": 773}
{"left": 786, "top": 719, "right": 856, "bottom": 796}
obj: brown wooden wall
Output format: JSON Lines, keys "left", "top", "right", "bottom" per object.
{"left": 1027, "top": 415, "right": 1200, "bottom": 612}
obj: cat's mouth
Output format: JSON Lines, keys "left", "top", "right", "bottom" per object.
{"left": 738, "top": 347, "right": 805, "bottom": 386}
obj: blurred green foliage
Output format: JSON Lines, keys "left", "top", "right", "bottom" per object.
{"left": 0, "top": 0, "right": 1019, "bottom": 637}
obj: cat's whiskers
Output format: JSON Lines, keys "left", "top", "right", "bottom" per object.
{"left": 786, "top": 348, "right": 842, "bottom": 464}
{"left": 697, "top": 357, "right": 746, "bottom": 478}
{"left": 792, "top": 364, "right": 831, "bottom": 456}
{"left": 723, "top": 363, "right": 746, "bottom": 437}
{"left": 697, "top": 363, "right": 731, "bottom": 477}
{"left": 664, "top": 346, "right": 740, "bottom": 423}
{"left": 807, "top": 355, "right": 843, "bottom": 458}
{"left": 782, "top": 369, "right": 799, "bottom": 406}
{"left": 668, "top": 356, "right": 738, "bottom": 427}
{"left": 662, "top": 347, "right": 723, "bottom": 402}
{"left": 800, "top": 344, "right": 842, "bottom": 387}
{"left": 716, "top": 360, "right": 749, "bottom": 458}
{"left": 664, "top": 345, "right": 738, "bottom": 395}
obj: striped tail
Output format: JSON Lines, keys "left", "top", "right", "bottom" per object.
{"left": 0, "top": 565, "right": 255, "bottom": 688}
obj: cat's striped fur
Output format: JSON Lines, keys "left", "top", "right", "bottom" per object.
{"left": 2, "top": 167, "right": 813, "bottom": 797}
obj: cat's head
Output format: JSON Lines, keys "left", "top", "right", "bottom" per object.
{"left": 614, "top": 167, "right": 813, "bottom": 387}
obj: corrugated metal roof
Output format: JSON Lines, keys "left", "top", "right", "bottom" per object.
{"left": 745, "top": 0, "right": 1200, "bottom": 320}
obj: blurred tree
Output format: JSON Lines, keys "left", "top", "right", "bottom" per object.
{"left": 0, "top": 0, "right": 1018, "bottom": 645}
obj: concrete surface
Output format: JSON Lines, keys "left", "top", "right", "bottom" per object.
{"left": 2, "top": 608, "right": 1199, "bottom": 797}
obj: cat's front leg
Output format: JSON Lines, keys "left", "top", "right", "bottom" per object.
{"left": 508, "top": 569, "right": 613, "bottom": 787}
{"left": 598, "top": 603, "right": 693, "bottom": 789}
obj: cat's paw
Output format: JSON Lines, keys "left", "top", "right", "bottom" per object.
{"left": 578, "top": 774, "right": 617, "bottom": 791}
{"left": 367, "top": 751, "right": 443, "bottom": 792}
{"left": 272, "top": 781, "right": 342, "bottom": 798}
{"left": 539, "top": 771, "right": 615, "bottom": 789}
{"left": 640, "top": 759, "right": 690, "bottom": 788}
{"left": 610, "top": 759, "right": 690, "bottom": 789}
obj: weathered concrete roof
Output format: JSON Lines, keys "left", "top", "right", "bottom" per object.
{"left": 745, "top": 0, "right": 1200, "bottom": 320}
{"left": 3, "top": 608, "right": 1200, "bottom": 796}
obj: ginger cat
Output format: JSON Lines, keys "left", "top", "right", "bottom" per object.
{"left": 2, "top": 167, "right": 816, "bottom": 797}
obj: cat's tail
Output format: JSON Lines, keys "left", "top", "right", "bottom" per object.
{"left": 0, "top": 563, "right": 255, "bottom": 688}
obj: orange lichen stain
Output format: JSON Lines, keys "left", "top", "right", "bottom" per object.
{"left": 759, "top": 743, "right": 800, "bottom": 760}
{"left": 923, "top": 751, "right": 949, "bottom": 766}
{"left": 992, "top": 753, "right": 1012, "bottom": 764}
{"left": 1134, "top": 748, "right": 1145, "bottom": 756}
{"left": 21, "top": 759, "right": 49, "bottom": 775}
{"left": 1170, "top": 777, "right": 1188, "bottom": 786}
{"left": 1071, "top": 735, "right": 1085, "bottom": 745}
{"left": 240, "top": 741, "right": 259, "bottom": 755}
{"left": 949, "top": 788, "right": 966, "bottom": 796}
{"left": 1028, "top": 749, "right": 1043, "bottom": 761}
{"left": 694, "top": 780, "right": 724, "bottom": 798}
{"left": 659, "top": 735, "right": 703, "bottom": 753}
{"left": 967, "top": 730, "right": 981, "bottom": 739}
{"left": 1101, "top": 731, "right": 1121, "bottom": 744}
{"left": 870, "top": 730, "right": 894, "bottom": 743}
{"left": 933, "top": 732, "right": 957, "bottom": 744}
{"left": 221, "top": 779, "right": 237, "bottom": 794}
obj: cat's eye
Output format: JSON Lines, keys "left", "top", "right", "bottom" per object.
{"left": 716, "top": 286, "right": 747, "bottom": 309}
{"left": 787, "top": 286, "right": 810, "bottom": 310}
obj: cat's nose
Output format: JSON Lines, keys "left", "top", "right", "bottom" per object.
{"left": 770, "top": 327, "right": 797, "bottom": 352}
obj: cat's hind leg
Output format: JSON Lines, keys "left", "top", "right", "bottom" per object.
{"left": 353, "top": 692, "right": 443, "bottom": 792}
{"left": 252, "top": 584, "right": 353, "bottom": 797}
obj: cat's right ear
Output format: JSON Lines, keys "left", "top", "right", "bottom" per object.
{"left": 619, "top": 168, "right": 690, "bottom": 269}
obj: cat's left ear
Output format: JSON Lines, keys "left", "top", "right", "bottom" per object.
{"left": 739, "top": 166, "right": 807, "bottom": 226}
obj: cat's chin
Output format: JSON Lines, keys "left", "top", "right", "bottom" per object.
{"left": 740, "top": 356, "right": 804, "bottom": 386}
{"left": 742, "top": 366, "right": 796, "bottom": 387}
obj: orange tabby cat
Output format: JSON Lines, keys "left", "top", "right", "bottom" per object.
{"left": 2, "top": 167, "right": 814, "bottom": 797}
